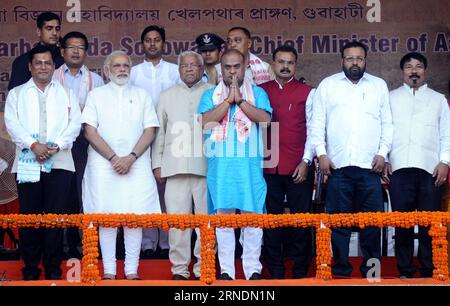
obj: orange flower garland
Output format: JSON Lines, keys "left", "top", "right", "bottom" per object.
{"left": 200, "top": 224, "right": 216, "bottom": 284}
{"left": 316, "top": 226, "right": 332, "bottom": 280}
{"left": 81, "top": 221, "right": 101, "bottom": 284}
{"left": 429, "top": 220, "right": 449, "bottom": 281}
{"left": 0, "top": 212, "right": 449, "bottom": 283}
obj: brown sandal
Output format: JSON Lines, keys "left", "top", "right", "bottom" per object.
{"left": 102, "top": 273, "right": 116, "bottom": 280}
{"left": 125, "top": 274, "right": 142, "bottom": 280}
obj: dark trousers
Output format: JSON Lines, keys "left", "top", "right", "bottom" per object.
{"left": 263, "top": 170, "right": 314, "bottom": 278}
{"left": 389, "top": 168, "right": 442, "bottom": 277}
{"left": 326, "top": 166, "right": 383, "bottom": 277}
{"left": 17, "top": 169, "right": 73, "bottom": 279}
{"left": 66, "top": 134, "right": 88, "bottom": 252}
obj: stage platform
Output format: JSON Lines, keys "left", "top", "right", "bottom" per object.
{"left": 0, "top": 258, "right": 448, "bottom": 286}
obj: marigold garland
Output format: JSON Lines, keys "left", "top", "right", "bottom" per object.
{"left": 0, "top": 212, "right": 449, "bottom": 283}
{"left": 199, "top": 224, "right": 216, "bottom": 284}
{"left": 81, "top": 221, "right": 100, "bottom": 284}
{"left": 316, "top": 226, "right": 332, "bottom": 280}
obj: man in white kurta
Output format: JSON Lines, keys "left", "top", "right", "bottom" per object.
{"left": 82, "top": 51, "right": 160, "bottom": 280}
{"left": 130, "top": 25, "right": 180, "bottom": 258}
{"left": 384, "top": 52, "right": 450, "bottom": 278}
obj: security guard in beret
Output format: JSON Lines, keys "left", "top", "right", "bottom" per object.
{"left": 195, "top": 33, "right": 225, "bottom": 84}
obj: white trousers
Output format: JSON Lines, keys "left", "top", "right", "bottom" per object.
{"left": 165, "top": 174, "right": 207, "bottom": 278}
{"left": 99, "top": 227, "right": 142, "bottom": 276}
{"left": 216, "top": 209, "right": 263, "bottom": 280}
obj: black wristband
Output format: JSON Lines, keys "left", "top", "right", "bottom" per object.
{"left": 130, "top": 152, "right": 138, "bottom": 160}
{"left": 108, "top": 154, "right": 116, "bottom": 161}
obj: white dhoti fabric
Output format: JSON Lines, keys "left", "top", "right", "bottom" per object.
{"left": 165, "top": 174, "right": 207, "bottom": 278}
{"left": 99, "top": 227, "right": 142, "bottom": 276}
{"left": 216, "top": 209, "right": 263, "bottom": 280}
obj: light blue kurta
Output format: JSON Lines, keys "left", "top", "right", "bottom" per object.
{"left": 198, "top": 85, "right": 272, "bottom": 214}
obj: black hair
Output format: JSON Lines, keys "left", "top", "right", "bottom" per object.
{"left": 36, "top": 11, "right": 61, "bottom": 29}
{"left": 221, "top": 49, "right": 245, "bottom": 63}
{"left": 399, "top": 52, "right": 428, "bottom": 70}
{"left": 228, "top": 26, "right": 251, "bottom": 39}
{"left": 61, "top": 31, "right": 89, "bottom": 50}
{"left": 28, "top": 45, "right": 55, "bottom": 64}
{"left": 140, "top": 25, "right": 165, "bottom": 43}
{"left": 341, "top": 40, "right": 368, "bottom": 58}
{"left": 273, "top": 44, "right": 298, "bottom": 62}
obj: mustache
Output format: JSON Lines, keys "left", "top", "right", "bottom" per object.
{"left": 280, "top": 68, "right": 291, "bottom": 73}
{"left": 409, "top": 74, "right": 420, "bottom": 79}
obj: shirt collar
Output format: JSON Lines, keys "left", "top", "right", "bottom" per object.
{"left": 108, "top": 80, "right": 129, "bottom": 92}
{"left": 275, "top": 77, "right": 294, "bottom": 89}
{"left": 181, "top": 79, "right": 204, "bottom": 90}
{"left": 338, "top": 71, "right": 368, "bottom": 84}
{"left": 27, "top": 78, "right": 56, "bottom": 92}
{"left": 144, "top": 58, "right": 164, "bottom": 69}
{"left": 402, "top": 82, "right": 428, "bottom": 94}
{"left": 63, "top": 65, "right": 83, "bottom": 77}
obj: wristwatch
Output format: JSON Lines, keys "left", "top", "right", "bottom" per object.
{"left": 303, "top": 158, "right": 312, "bottom": 166}
{"left": 130, "top": 152, "right": 138, "bottom": 160}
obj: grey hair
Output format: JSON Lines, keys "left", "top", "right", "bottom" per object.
{"left": 177, "top": 50, "right": 204, "bottom": 66}
{"left": 103, "top": 50, "right": 132, "bottom": 79}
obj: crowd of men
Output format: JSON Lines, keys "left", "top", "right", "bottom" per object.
{"left": 3, "top": 12, "right": 450, "bottom": 281}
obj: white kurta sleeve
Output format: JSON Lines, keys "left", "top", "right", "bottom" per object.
{"left": 302, "top": 88, "right": 316, "bottom": 161}
{"left": 377, "top": 82, "right": 393, "bottom": 159}
{"left": 81, "top": 92, "right": 99, "bottom": 128}
{"left": 439, "top": 98, "right": 450, "bottom": 162}
{"left": 143, "top": 92, "right": 159, "bottom": 129}
{"left": 54, "top": 89, "right": 81, "bottom": 150}
{"left": 310, "top": 81, "right": 328, "bottom": 157}
{"left": 151, "top": 96, "right": 167, "bottom": 169}
{"left": 4, "top": 88, "right": 36, "bottom": 149}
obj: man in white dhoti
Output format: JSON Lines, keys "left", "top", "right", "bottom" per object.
{"left": 82, "top": 50, "right": 160, "bottom": 280}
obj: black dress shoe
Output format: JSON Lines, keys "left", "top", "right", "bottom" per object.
{"left": 23, "top": 274, "right": 40, "bottom": 281}
{"left": 218, "top": 273, "right": 233, "bottom": 280}
{"left": 22, "top": 267, "right": 41, "bottom": 281}
{"left": 249, "top": 272, "right": 262, "bottom": 280}
{"left": 293, "top": 271, "right": 308, "bottom": 279}
{"left": 270, "top": 274, "right": 285, "bottom": 279}
{"left": 158, "top": 248, "right": 169, "bottom": 259}
{"left": 45, "top": 274, "right": 62, "bottom": 280}
{"left": 142, "top": 249, "right": 156, "bottom": 259}
{"left": 172, "top": 274, "right": 188, "bottom": 280}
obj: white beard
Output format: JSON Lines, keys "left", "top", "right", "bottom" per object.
{"left": 110, "top": 73, "right": 129, "bottom": 86}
